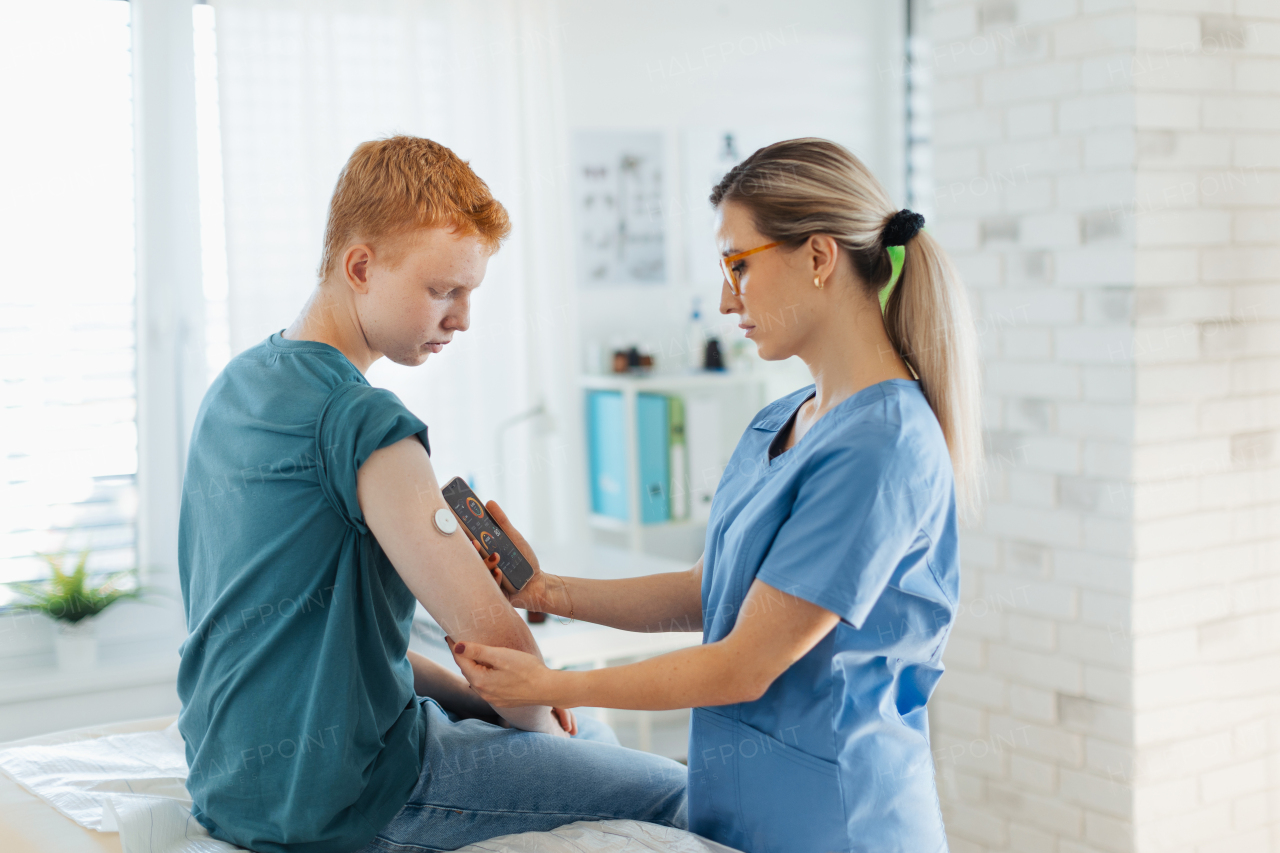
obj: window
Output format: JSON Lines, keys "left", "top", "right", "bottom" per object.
{"left": 0, "top": 1, "right": 138, "bottom": 593}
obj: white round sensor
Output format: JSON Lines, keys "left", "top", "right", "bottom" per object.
{"left": 432, "top": 507, "right": 458, "bottom": 535}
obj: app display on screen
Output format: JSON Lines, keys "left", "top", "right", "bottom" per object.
{"left": 441, "top": 477, "right": 535, "bottom": 591}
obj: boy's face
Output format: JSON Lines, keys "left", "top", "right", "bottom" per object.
{"left": 350, "top": 226, "right": 491, "bottom": 367}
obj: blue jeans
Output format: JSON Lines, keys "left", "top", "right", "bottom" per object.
{"left": 356, "top": 698, "right": 688, "bottom": 852}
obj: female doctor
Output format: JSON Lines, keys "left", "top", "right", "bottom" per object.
{"left": 449, "top": 138, "right": 983, "bottom": 853}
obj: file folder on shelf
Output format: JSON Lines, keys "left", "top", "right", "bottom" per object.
{"left": 586, "top": 390, "right": 672, "bottom": 525}
{"left": 636, "top": 393, "right": 670, "bottom": 524}
{"left": 587, "top": 390, "right": 628, "bottom": 520}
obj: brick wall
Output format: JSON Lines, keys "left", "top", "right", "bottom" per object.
{"left": 925, "top": 1, "right": 1280, "bottom": 851}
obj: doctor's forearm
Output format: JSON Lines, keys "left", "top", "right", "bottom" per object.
{"left": 543, "top": 572, "right": 702, "bottom": 633}
{"left": 555, "top": 642, "right": 760, "bottom": 711}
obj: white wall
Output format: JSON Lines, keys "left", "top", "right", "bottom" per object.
{"left": 559, "top": 0, "right": 906, "bottom": 381}
{"left": 925, "top": 2, "right": 1280, "bottom": 852}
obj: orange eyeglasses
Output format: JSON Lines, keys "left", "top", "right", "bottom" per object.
{"left": 718, "top": 241, "right": 781, "bottom": 297}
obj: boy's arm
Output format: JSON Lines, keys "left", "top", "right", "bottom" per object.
{"left": 407, "top": 650, "right": 500, "bottom": 724}
{"left": 356, "top": 436, "right": 565, "bottom": 737}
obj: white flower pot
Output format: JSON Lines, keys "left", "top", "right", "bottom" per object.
{"left": 55, "top": 619, "right": 98, "bottom": 671}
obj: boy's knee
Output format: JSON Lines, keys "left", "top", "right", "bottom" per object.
{"left": 572, "top": 714, "right": 621, "bottom": 747}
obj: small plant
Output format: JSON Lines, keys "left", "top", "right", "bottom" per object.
{"left": 7, "top": 549, "right": 146, "bottom": 624}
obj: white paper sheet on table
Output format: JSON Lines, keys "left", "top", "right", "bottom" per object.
{"left": 0, "top": 722, "right": 740, "bottom": 853}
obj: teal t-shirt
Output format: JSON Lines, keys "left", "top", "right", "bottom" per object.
{"left": 177, "top": 331, "right": 430, "bottom": 853}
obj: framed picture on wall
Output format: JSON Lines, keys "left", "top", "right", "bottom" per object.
{"left": 571, "top": 130, "right": 666, "bottom": 286}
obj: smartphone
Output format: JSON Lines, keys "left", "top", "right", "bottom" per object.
{"left": 441, "top": 476, "right": 536, "bottom": 591}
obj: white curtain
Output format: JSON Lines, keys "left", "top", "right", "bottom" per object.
{"left": 210, "top": 0, "right": 586, "bottom": 545}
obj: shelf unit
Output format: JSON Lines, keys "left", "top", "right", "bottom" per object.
{"left": 578, "top": 370, "right": 768, "bottom": 551}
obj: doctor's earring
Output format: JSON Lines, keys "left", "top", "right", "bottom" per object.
{"left": 813, "top": 275, "right": 823, "bottom": 289}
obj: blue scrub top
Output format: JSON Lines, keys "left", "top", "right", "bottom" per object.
{"left": 688, "top": 379, "right": 958, "bottom": 853}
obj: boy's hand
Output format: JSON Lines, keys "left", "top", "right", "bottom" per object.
{"left": 552, "top": 707, "right": 578, "bottom": 736}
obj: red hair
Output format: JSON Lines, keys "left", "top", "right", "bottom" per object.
{"left": 318, "top": 135, "right": 511, "bottom": 280}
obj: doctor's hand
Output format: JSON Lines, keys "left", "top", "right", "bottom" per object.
{"left": 469, "top": 501, "right": 559, "bottom": 614}
{"left": 448, "top": 639, "right": 562, "bottom": 709}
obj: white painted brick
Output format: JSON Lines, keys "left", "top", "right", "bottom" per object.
{"left": 934, "top": 698, "right": 990, "bottom": 737}
{"left": 1085, "top": 737, "right": 1137, "bottom": 780}
{"left": 1134, "top": 93, "right": 1201, "bottom": 129}
{"left": 1134, "top": 508, "right": 1234, "bottom": 555}
{"left": 1060, "top": 93, "right": 1136, "bottom": 132}
{"left": 936, "top": 107, "right": 1007, "bottom": 145}
{"left": 987, "top": 503, "right": 1085, "bottom": 547}
{"left": 1131, "top": 775, "right": 1199, "bottom": 822}
{"left": 1134, "top": 248, "right": 1201, "bottom": 283}
{"left": 991, "top": 362, "right": 1083, "bottom": 404}
{"left": 1020, "top": 211, "right": 1081, "bottom": 246}
{"left": 945, "top": 800, "right": 1009, "bottom": 845}
{"left": 1204, "top": 96, "right": 1280, "bottom": 131}
{"left": 1233, "top": 209, "right": 1280, "bottom": 244}
{"left": 930, "top": 4, "right": 981, "bottom": 41}
{"left": 1083, "top": 439, "right": 1132, "bottom": 480}
{"left": 1134, "top": 209, "right": 1232, "bottom": 246}
{"left": 1235, "top": 58, "right": 1280, "bottom": 94}
{"left": 1084, "top": 664, "right": 1131, "bottom": 704}
{"left": 1010, "top": 754, "right": 1059, "bottom": 794}
{"left": 1082, "top": 589, "right": 1131, "bottom": 629}
{"left": 1017, "top": 0, "right": 1080, "bottom": 25}
{"left": 1008, "top": 611, "right": 1058, "bottom": 649}
{"left": 984, "top": 63, "right": 1081, "bottom": 103}
{"left": 934, "top": 147, "right": 984, "bottom": 183}
{"left": 943, "top": 669, "right": 1010, "bottom": 710}
{"left": 1135, "top": 362, "right": 1231, "bottom": 403}
{"left": 1080, "top": 54, "right": 1136, "bottom": 93}
{"left": 1058, "top": 402, "right": 1134, "bottom": 439}
{"left": 1008, "top": 468, "right": 1058, "bottom": 507}
{"left": 1056, "top": 327, "right": 1138, "bottom": 363}
{"left": 1007, "top": 102, "right": 1056, "bottom": 138}
{"left": 1084, "top": 811, "right": 1133, "bottom": 852}
{"left": 1085, "top": 129, "right": 1136, "bottom": 167}
{"left": 1011, "top": 684, "right": 1059, "bottom": 722}
{"left": 1059, "top": 169, "right": 1139, "bottom": 210}
{"left": 990, "top": 645, "right": 1084, "bottom": 692}
{"left": 1234, "top": 134, "right": 1280, "bottom": 169}
{"left": 1055, "top": 16, "right": 1137, "bottom": 57}
{"left": 946, "top": 633, "right": 988, "bottom": 668}
{"left": 1060, "top": 623, "right": 1133, "bottom": 668}
{"left": 1134, "top": 13, "right": 1200, "bottom": 51}
{"left": 1054, "top": 549, "right": 1133, "bottom": 594}
{"left": 1083, "top": 366, "right": 1135, "bottom": 402}
{"left": 1141, "top": 584, "right": 1228, "bottom": 630}
{"left": 986, "top": 137, "right": 1083, "bottom": 175}
{"left": 1085, "top": 514, "right": 1133, "bottom": 552}
{"left": 994, "top": 714, "right": 1087, "bottom": 768}
{"left": 1061, "top": 768, "right": 1132, "bottom": 817}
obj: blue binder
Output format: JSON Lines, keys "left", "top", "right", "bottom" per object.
{"left": 586, "top": 391, "right": 671, "bottom": 524}
{"left": 636, "top": 394, "right": 670, "bottom": 524}
{"left": 587, "top": 391, "right": 628, "bottom": 520}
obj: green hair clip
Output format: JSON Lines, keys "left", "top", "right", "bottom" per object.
{"left": 880, "top": 244, "right": 905, "bottom": 313}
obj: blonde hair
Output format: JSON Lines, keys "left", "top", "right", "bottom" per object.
{"left": 711, "top": 138, "right": 984, "bottom": 521}
{"left": 319, "top": 135, "right": 512, "bottom": 281}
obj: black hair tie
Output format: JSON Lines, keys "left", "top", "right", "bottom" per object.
{"left": 882, "top": 209, "right": 925, "bottom": 246}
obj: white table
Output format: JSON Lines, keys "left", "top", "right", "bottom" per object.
{"left": 410, "top": 541, "right": 702, "bottom": 752}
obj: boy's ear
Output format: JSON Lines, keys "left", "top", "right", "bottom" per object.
{"left": 343, "top": 244, "right": 373, "bottom": 293}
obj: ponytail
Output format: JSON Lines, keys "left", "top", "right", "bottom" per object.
{"left": 711, "top": 138, "right": 985, "bottom": 522}
{"left": 886, "top": 229, "right": 984, "bottom": 521}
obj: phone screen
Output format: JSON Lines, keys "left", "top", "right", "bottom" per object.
{"left": 441, "top": 477, "right": 536, "bottom": 591}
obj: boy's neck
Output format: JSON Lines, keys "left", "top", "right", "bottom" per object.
{"left": 282, "top": 284, "right": 380, "bottom": 374}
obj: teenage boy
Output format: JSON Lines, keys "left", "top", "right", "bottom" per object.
{"left": 177, "top": 136, "right": 687, "bottom": 853}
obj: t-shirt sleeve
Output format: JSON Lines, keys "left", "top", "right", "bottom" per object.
{"left": 315, "top": 381, "right": 430, "bottom": 534}
{"left": 754, "top": 430, "right": 938, "bottom": 629}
